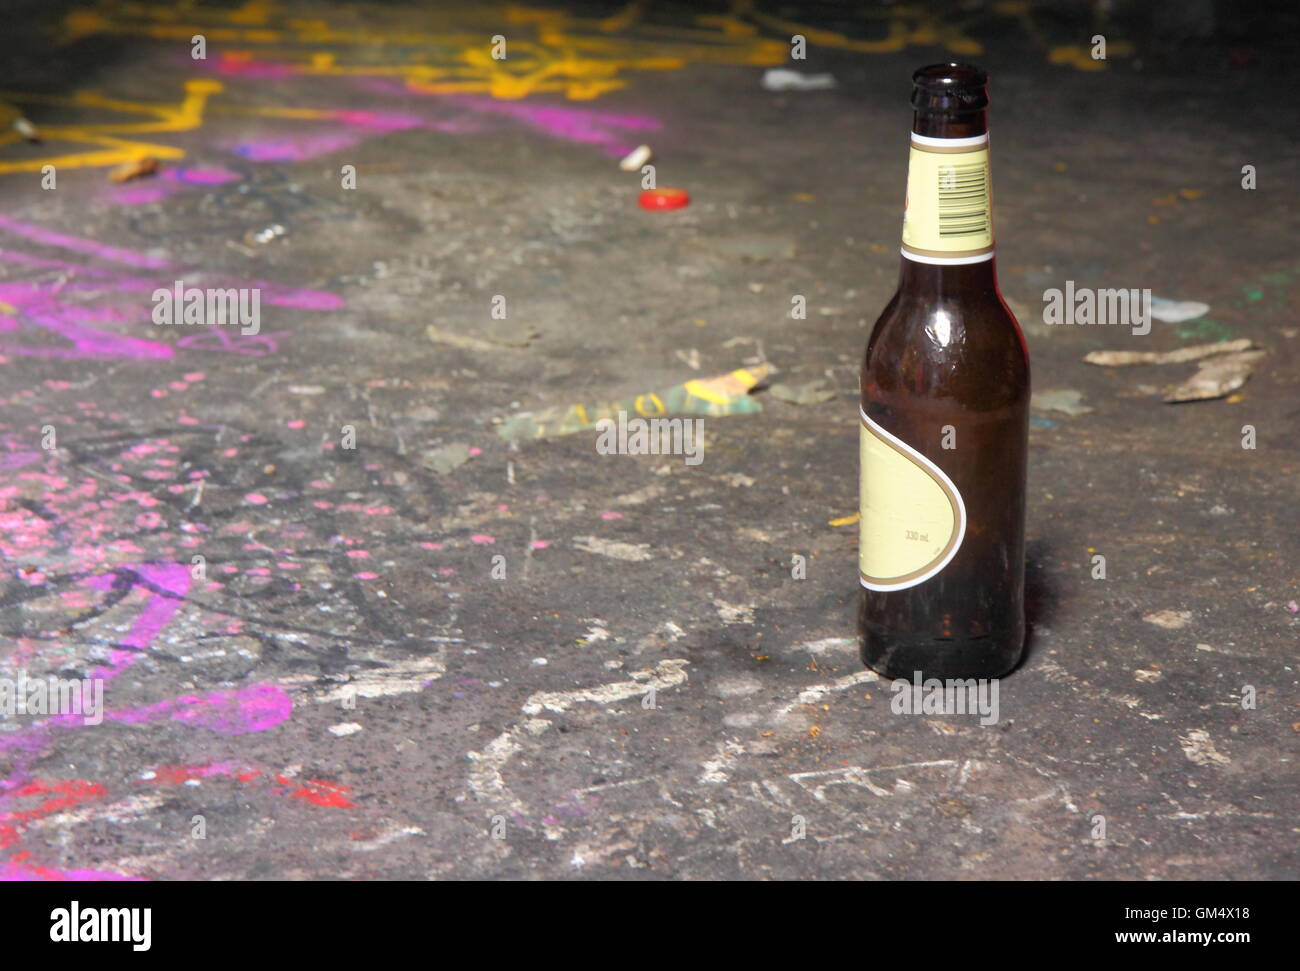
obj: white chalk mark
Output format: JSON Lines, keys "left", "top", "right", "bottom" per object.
{"left": 699, "top": 739, "right": 744, "bottom": 784}
{"left": 789, "top": 760, "right": 957, "bottom": 803}
{"left": 314, "top": 655, "right": 446, "bottom": 703}
{"left": 802, "top": 637, "right": 857, "bottom": 656}
{"left": 38, "top": 795, "right": 166, "bottom": 829}
{"left": 468, "top": 660, "right": 690, "bottom": 824}
{"left": 573, "top": 535, "right": 653, "bottom": 561}
{"left": 713, "top": 599, "right": 755, "bottom": 625}
{"left": 774, "top": 669, "right": 879, "bottom": 720}
{"left": 521, "top": 658, "right": 688, "bottom": 716}
{"left": 349, "top": 825, "right": 424, "bottom": 851}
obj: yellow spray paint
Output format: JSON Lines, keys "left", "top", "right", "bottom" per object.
{"left": 1, "top": 1, "right": 1135, "bottom": 175}
{"left": 0, "top": 80, "right": 221, "bottom": 174}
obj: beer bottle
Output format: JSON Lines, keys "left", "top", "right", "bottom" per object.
{"left": 858, "top": 63, "right": 1030, "bottom": 680}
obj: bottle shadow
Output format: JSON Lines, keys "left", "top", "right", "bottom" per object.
{"left": 1019, "top": 537, "right": 1058, "bottom": 671}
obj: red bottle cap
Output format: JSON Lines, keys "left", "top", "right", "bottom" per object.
{"left": 639, "top": 187, "right": 690, "bottom": 211}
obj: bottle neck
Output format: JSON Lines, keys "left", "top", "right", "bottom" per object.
{"left": 899, "top": 106, "right": 996, "bottom": 289}
{"left": 897, "top": 254, "right": 998, "bottom": 298}
{"left": 913, "top": 108, "right": 986, "bottom": 140}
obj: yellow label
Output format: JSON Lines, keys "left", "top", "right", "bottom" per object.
{"left": 901, "top": 139, "right": 993, "bottom": 259}
{"left": 859, "top": 409, "right": 965, "bottom": 591}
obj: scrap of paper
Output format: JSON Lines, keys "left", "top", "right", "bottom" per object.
{"left": 496, "top": 365, "right": 770, "bottom": 441}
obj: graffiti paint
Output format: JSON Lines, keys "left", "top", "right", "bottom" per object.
{"left": 0, "top": 221, "right": 341, "bottom": 359}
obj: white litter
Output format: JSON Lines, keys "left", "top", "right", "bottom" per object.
{"left": 1150, "top": 297, "right": 1209, "bottom": 323}
{"left": 619, "top": 144, "right": 652, "bottom": 171}
{"left": 762, "top": 68, "right": 837, "bottom": 92}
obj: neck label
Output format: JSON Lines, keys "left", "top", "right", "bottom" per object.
{"left": 901, "top": 133, "right": 993, "bottom": 264}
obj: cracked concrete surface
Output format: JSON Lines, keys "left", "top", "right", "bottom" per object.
{"left": 0, "top": 1, "right": 1295, "bottom": 879}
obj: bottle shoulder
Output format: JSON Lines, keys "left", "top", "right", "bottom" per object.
{"left": 862, "top": 287, "right": 1030, "bottom": 410}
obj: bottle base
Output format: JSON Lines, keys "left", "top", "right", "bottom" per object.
{"left": 860, "top": 624, "right": 1024, "bottom": 682}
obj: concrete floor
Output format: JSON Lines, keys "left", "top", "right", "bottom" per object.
{"left": 0, "top": 1, "right": 1295, "bottom": 880}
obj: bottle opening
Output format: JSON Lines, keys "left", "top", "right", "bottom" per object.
{"left": 912, "top": 63, "right": 989, "bottom": 112}
{"left": 912, "top": 63, "right": 988, "bottom": 90}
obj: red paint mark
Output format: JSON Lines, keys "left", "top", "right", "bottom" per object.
{"left": 0, "top": 779, "right": 108, "bottom": 850}
{"left": 290, "top": 779, "right": 355, "bottom": 809}
{"left": 147, "top": 763, "right": 257, "bottom": 786}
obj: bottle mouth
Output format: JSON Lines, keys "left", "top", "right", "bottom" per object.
{"left": 913, "top": 63, "right": 988, "bottom": 90}
{"left": 912, "top": 63, "right": 989, "bottom": 111}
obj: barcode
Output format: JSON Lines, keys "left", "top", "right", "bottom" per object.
{"left": 936, "top": 162, "right": 989, "bottom": 237}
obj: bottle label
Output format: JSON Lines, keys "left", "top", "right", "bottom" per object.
{"left": 859, "top": 407, "right": 966, "bottom": 591}
{"left": 901, "top": 133, "right": 994, "bottom": 265}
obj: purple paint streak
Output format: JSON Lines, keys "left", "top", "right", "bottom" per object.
{"left": 449, "top": 96, "right": 660, "bottom": 156}
{"left": 109, "top": 685, "right": 293, "bottom": 735}
{"left": 0, "top": 229, "right": 342, "bottom": 359}
{"left": 0, "top": 217, "right": 171, "bottom": 269}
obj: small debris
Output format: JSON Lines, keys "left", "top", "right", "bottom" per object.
{"left": 108, "top": 156, "right": 159, "bottom": 183}
{"left": 1143, "top": 609, "right": 1191, "bottom": 629}
{"left": 619, "top": 144, "right": 652, "bottom": 171}
{"left": 573, "top": 536, "right": 654, "bottom": 562}
{"left": 675, "top": 348, "right": 702, "bottom": 370}
{"left": 768, "top": 378, "right": 836, "bottom": 405}
{"left": 714, "top": 235, "right": 796, "bottom": 262}
{"left": 1084, "top": 338, "right": 1253, "bottom": 366}
{"left": 1179, "top": 728, "right": 1230, "bottom": 767}
{"left": 1165, "top": 349, "right": 1266, "bottom": 402}
{"left": 1150, "top": 297, "right": 1210, "bottom": 323}
{"left": 13, "top": 117, "right": 39, "bottom": 142}
{"left": 761, "top": 68, "right": 837, "bottom": 92}
{"left": 328, "top": 723, "right": 363, "bottom": 737}
{"left": 420, "top": 442, "right": 471, "bottom": 475}
{"left": 1133, "top": 668, "right": 1163, "bottom": 683}
{"left": 638, "top": 187, "right": 690, "bottom": 211}
{"left": 496, "top": 364, "right": 769, "bottom": 441}
{"left": 934, "top": 796, "right": 971, "bottom": 818}
{"left": 244, "top": 223, "right": 287, "bottom": 246}
{"left": 1031, "top": 388, "right": 1092, "bottom": 416}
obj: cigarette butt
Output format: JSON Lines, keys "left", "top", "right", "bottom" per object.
{"left": 109, "top": 156, "right": 160, "bottom": 183}
{"left": 619, "top": 144, "right": 652, "bottom": 171}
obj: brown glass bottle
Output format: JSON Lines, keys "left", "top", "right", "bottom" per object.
{"left": 858, "top": 64, "right": 1029, "bottom": 681}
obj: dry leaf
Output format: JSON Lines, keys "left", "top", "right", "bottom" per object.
{"left": 1164, "top": 350, "right": 1265, "bottom": 402}
{"left": 1084, "top": 338, "right": 1253, "bottom": 367}
{"left": 426, "top": 322, "right": 537, "bottom": 351}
